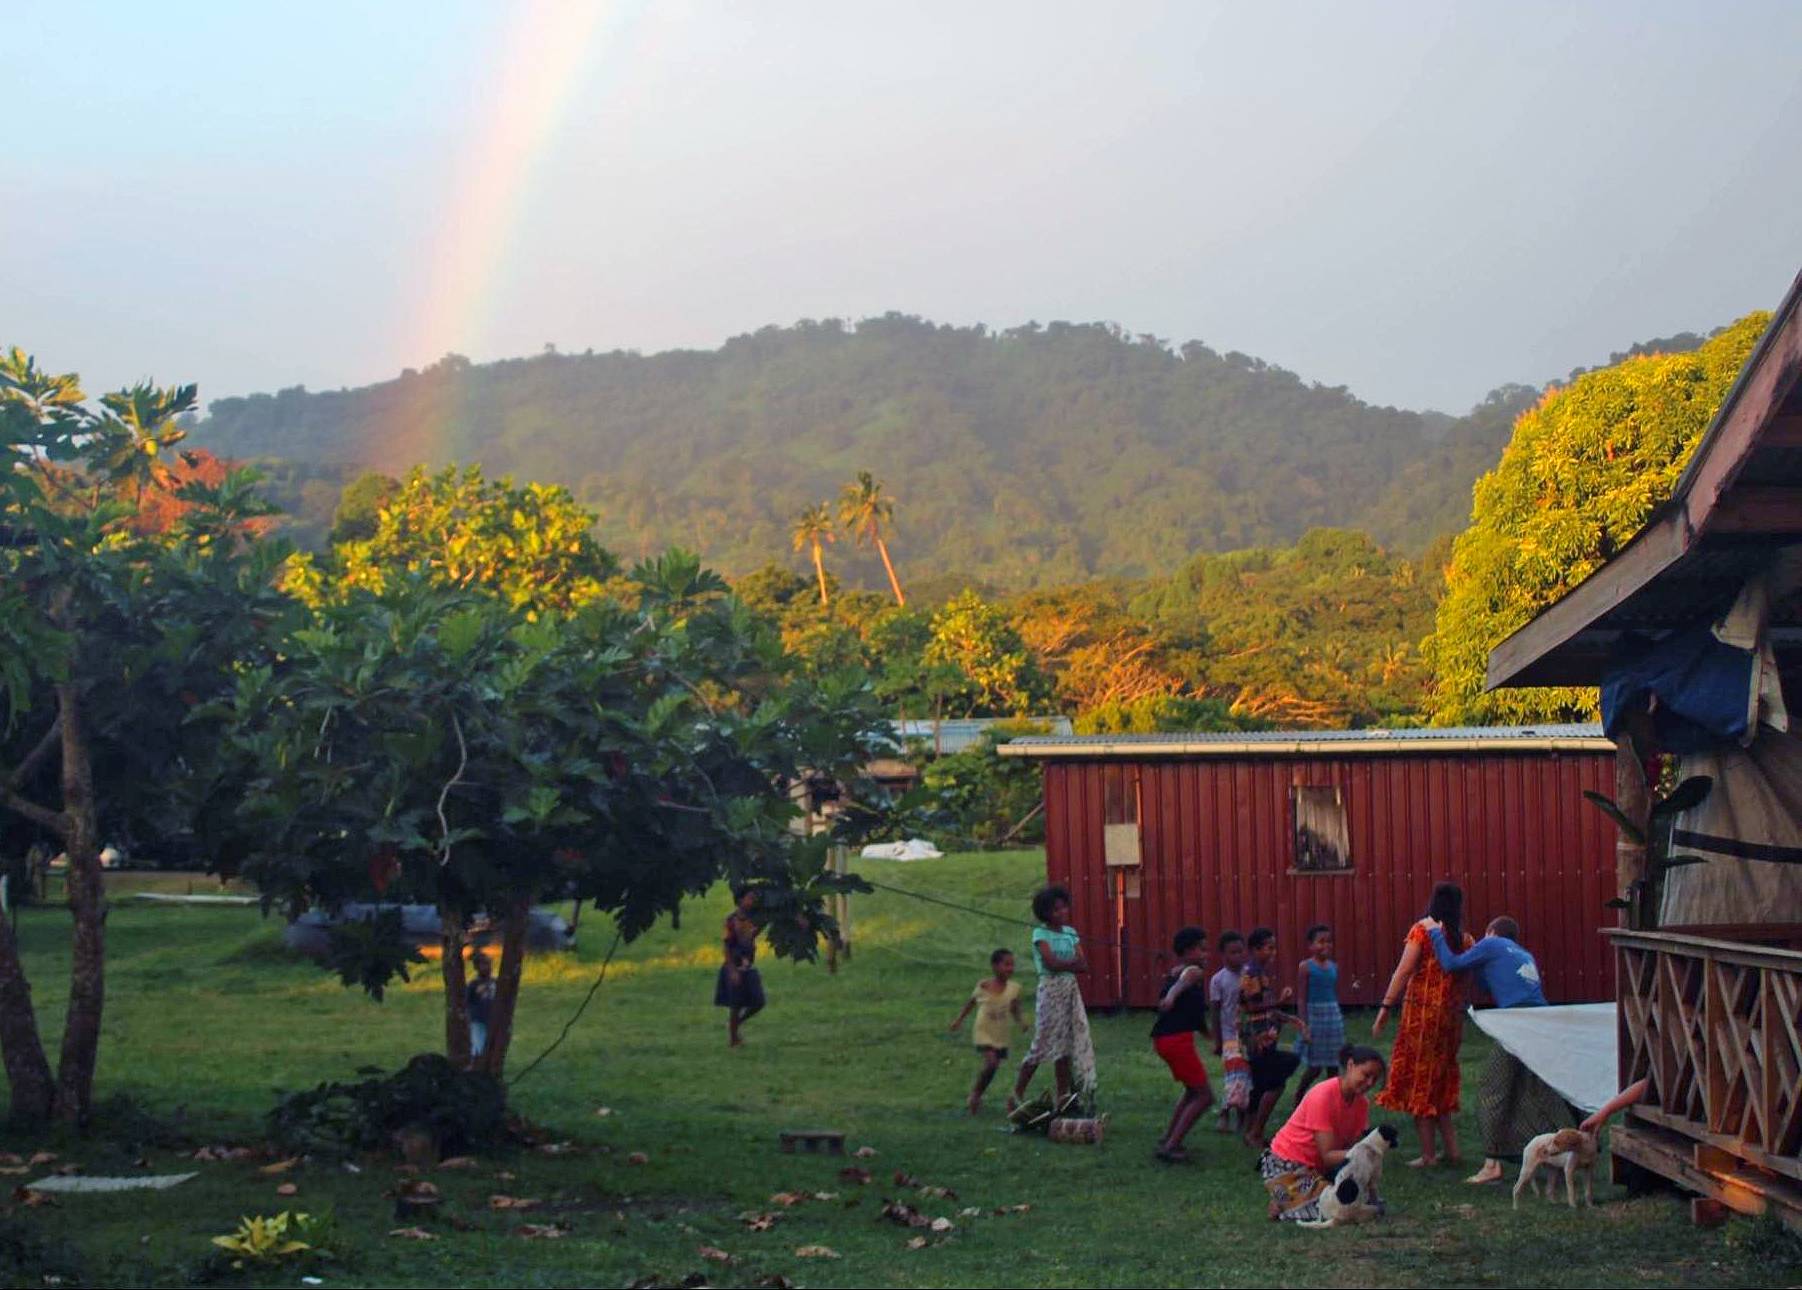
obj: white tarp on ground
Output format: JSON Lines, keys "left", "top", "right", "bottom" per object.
{"left": 26, "top": 1172, "right": 197, "bottom": 1193}
{"left": 1467, "top": 1003, "right": 1617, "bottom": 1114}
{"left": 859, "top": 838, "right": 944, "bottom": 861}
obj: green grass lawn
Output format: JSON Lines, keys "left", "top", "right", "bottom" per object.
{"left": 2, "top": 853, "right": 1795, "bottom": 1287}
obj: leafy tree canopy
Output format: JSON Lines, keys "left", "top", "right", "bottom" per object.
{"left": 288, "top": 464, "right": 618, "bottom": 616}
{"left": 1425, "top": 312, "right": 1771, "bottom": 724}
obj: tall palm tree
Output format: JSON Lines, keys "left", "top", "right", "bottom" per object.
{"left": 790, "top": 502, "right": 836, "bottom": 606}
{"left": 839, "top": 470, "right": 905, "bottom": 606}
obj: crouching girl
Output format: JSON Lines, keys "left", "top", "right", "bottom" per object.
{"left": 1259, "top": 1045, "right": 1388, "bottom": 1223}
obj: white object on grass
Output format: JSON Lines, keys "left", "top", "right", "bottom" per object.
{"left": 26, "top": 1172, "right": 197, "bottom": 1193}
{"left": 858, "top": 838, "right": 944, "bottom": 861}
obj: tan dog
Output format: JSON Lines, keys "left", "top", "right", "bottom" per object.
{"left": 1513, "top": 1127, "right": 1597, "bottom": 1208}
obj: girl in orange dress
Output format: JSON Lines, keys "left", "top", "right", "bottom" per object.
{"left": 1372, "top": 881, "right": 1472, "bottom": 1167}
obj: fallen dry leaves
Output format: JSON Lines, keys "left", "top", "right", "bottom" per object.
{"left": 515, "top": 1222, "right": 570, "bottom": 1240}
{"left": 793, "top": 1244, "right": 840, "bottom": 1259}
{"left": 837, "top": 1165, "right": 872, "bottom": 1184}
{"left": 275, "top": 1182, "right": 299, "bottom": 1197}
{"left": 191, "top": 1146, "right": 255, "bottom": 1163}
{"left": 258, "top": 1157, "right": 301, "bottom": 1175}
{"left": 387, "top": 1227, "right": 436, "bottom": 1241}
{"left": 488, "top": 1194, "right": 540, "bottom": 1210}
{"left": 852, "top": 1145, "right": 878, "bottom": 1159}
{"left": 740, "top": 1211, "right": 780, "bottom": 1231}
{"left": 437, "top": 1156, "right": 477, "bottom": 1170}
{"left": 698, "top": 1245, "right": 735, "bottom": 1263}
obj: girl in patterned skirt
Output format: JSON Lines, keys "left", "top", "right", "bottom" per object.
{"left": 1008, "top": 885, "right": 1095, "bottom": 1115}
{"left": 1292, "top": 923, "right": 1345, "bottom": 1104}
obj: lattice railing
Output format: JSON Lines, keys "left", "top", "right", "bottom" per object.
{"left": 1611, "top": 927, "right": 1802, "bottom": 1182}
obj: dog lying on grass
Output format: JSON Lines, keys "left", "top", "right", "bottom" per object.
{"left": 1297, "top": 1124, "right": 1399, "bottom": 1228}
{"left": 1513, "top": 1127, "right": 1598, "bottom": 1208}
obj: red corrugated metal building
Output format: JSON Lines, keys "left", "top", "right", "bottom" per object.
{"left": 997, "top": 725, "right": 1619, "bottom": 1007}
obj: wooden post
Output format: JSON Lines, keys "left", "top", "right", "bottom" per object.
{"left": 1614, "top": 731, "right": 1651, "bottom": 928}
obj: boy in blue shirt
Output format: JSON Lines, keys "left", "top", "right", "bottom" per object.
{"left": 1421, "top": 914, "right": 1561, "bottom": 1184}
{"left": 1424, "top": 915, "right": 1548, "bottom": 1009}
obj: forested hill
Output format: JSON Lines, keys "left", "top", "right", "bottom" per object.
{"left": 194, "top": 316, "right": 1680, "bottom": 587}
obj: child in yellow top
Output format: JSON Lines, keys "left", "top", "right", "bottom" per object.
{"left": 948, "top": 949, "right": 1026, "bottom": 1114}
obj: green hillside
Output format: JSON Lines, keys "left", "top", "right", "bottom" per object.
{"left": 197, "top": 317, "right": 1547, "bottom": 586}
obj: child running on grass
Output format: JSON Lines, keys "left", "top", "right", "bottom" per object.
{"left": 715, "top": 885, "right": 765, "bottom": 1047}
{"left": 1292, "top": 923, "right": 1344, "bottom": 1104}
{"left": 1009, "top": 884, "right": 1094, "bottom": 1116}
{"left": 1210, "top": 930, "right": 1251, "bottom": 1133}
{"left": 948, "top": 948, "right": 1027, "bottom": 1114}
{"left": 1151, "top": 926, "right": 1215, "bottom": 1162}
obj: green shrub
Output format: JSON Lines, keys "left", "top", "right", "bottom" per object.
{"left": 268, "top": 1053, "right": 506, "bottom": 1158}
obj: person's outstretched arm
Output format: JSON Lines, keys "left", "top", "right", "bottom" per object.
{"left": 1426, "top": 924, "right": 1496, "bottom": 974}
{"left": 1580, "top": 1079, "right": 1650, "bottom": 1133}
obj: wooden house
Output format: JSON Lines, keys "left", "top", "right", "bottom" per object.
{"left": 1486, "top": 267, "right": 1802, "bottom": 1229}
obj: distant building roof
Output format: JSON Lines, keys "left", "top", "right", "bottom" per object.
{"left": 892, "top": 716, "right": 1072, "bottom": 755}
{"left": 998, "top": 723, "right": 1612, "bottom": 759}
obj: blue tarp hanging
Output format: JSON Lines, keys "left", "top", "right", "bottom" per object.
{"left": 1600, "top": 623, "right": 1755, "bottom": 754}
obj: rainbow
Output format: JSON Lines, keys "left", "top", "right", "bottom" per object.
{"left": 384, "top": 0, "right": 647, "bottom": 470}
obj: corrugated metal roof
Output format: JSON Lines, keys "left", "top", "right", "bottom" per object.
{"left": 891, "top": 716, "right": 1072, "bottom": 754}
{"left": 999, "top": 722, "right": 1613, "bottom": 758}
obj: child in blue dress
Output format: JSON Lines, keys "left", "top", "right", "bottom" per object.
{"left": 1293, "top": 923, "right": 1345, "bottom": 1104}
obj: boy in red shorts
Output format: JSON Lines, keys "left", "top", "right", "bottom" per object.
{"left": 1151, "top": 925, "right": 1215, "bottom": 1162}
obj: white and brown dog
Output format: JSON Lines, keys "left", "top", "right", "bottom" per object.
{"left": 1298, "top": 1124, "right": 1399, "bottom": 1228}
{"left": 1513, "top": 1127, "right": 1598, "bottom": 1208}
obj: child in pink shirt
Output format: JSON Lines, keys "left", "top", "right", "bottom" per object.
{"left": 1260, "top": 1045, "right": 1389, "bottom": 1222}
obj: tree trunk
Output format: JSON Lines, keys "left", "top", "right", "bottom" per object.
{"left": 53, "top": 682, "right": 105, "bottom": 1123}
{"left": 1614, "top": 732, "right": 1651, "bottom": 929}
{"left": 876, "top": 537, "right": 905, "bottom": 606}
{"left": 0, "top": 905, "right": 54, "bottom": 1121}
{"left": 440, "top": 908, "right": 471, "bottom": 1068}
{"left": 475, "top": 900, "right": 530, "bottom": 1078}
{"left": 811, "top": 541, "right": 830, "bottom": 606}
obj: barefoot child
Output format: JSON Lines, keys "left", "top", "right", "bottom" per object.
{"left": 1210, "top": 931, "right": 1251, "bottom": 1133}
{"left": 715, "top": 886, "right": 765, "bottom": 1047}
{"left": 1241, "top": 926, "right": 1307, "bottom": 1149}
{"left": 1292, "top": 924, "right": 1344, "bottom": 1104}
{"left": 1151, "top": 926, "right": 1215, "bottom": 1161}
{"left": 1009, "top": 885, "right": 1095, "bottom": 1115}
{"left": 949, "top": 949, "right": 1026, "bottom": 1113}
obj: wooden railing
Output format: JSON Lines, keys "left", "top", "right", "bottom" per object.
{"left": 1609, "top": 926, "right": 1802, "bottom": 1183}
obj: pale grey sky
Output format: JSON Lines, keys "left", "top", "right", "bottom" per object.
{"left": 7, "top": 1, "right": 1800, "bottom": 414}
